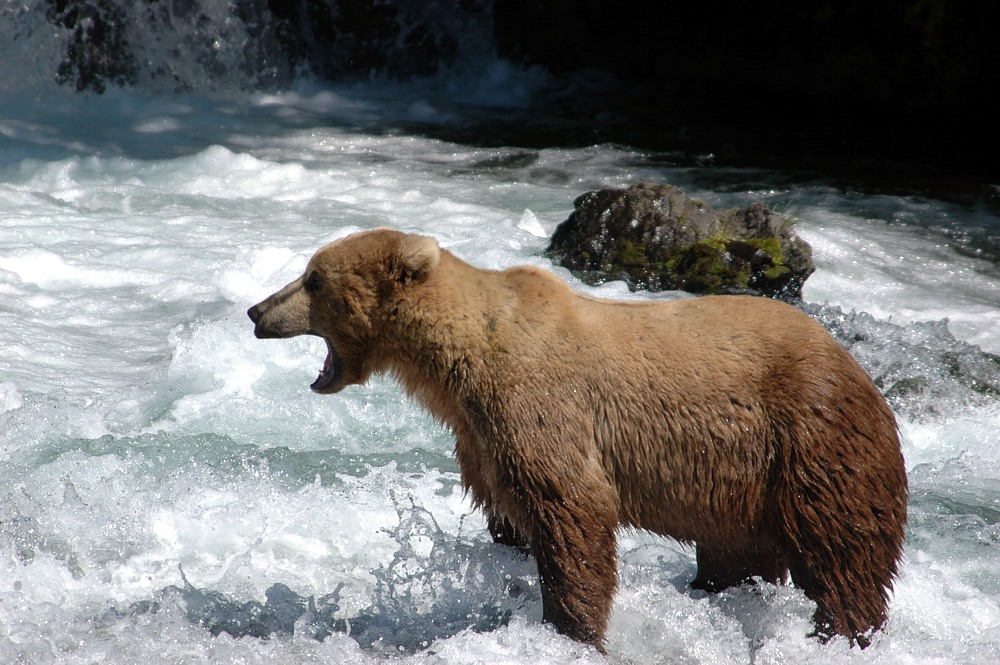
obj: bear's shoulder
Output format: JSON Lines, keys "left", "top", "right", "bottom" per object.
{"left": 494, "top": 264, "right": 575, "bottom": 300}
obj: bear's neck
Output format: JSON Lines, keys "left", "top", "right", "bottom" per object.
{"left": 384, "top": 251, "right": 504, "bottom": 428}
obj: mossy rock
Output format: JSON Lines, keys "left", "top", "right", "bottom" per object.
{"left": 547, "top": 182, "right": 814, "bottom": 300}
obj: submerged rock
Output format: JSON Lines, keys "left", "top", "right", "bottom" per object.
{"left": 547, "top": 182, "right": 814, "bottom": 299}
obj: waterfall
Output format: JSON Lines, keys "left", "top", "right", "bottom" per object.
{"left": 1, "top": 0, "right": 496, "bottom": 93}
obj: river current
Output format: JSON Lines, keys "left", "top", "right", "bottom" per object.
{"left": 2, "top": 12, "right": 1000, "bottom": 664}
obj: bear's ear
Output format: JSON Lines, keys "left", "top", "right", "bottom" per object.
{"left": 396, "top": 233, "right": 440, "bottom": 283}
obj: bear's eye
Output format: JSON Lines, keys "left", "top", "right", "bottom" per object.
{"left": 304, "top": 270, "right": 323, "bottom": 293}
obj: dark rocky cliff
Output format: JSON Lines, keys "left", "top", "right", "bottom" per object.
{"left": 491, "top": 1, "right": 998, "bottom": 177}
{"left": 37, "top": 1, "right": 998, "bottom": 182}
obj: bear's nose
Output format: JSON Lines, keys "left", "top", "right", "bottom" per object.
{"left": 247, "top": 304, "right": 262, "bottom": 324}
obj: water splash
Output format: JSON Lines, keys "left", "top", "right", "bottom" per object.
{"left": 803, "top": 302, "right": 1000, "bottom": 420}
{"left": 106, "top": 500, "right": 538, "bottom": 655}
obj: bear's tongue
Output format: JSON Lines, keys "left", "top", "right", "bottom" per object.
{"left": 310, "top": 341, "right": 339, "bottom": 391}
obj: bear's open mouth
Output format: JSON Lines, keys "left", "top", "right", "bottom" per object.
{"left": 311, "top": 339, "right": 343, "bottom": 392}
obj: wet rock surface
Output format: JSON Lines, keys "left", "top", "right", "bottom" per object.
{"left": 547, "top": 182, "right": 814, "bottom": 299}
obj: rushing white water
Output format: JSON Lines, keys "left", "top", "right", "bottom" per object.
{"left": 2, "top": 71, "right": 1000, "bottom": 665}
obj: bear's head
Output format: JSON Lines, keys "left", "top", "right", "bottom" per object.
{"left": 247, "top": 228, "right": 440, "bottom": 393}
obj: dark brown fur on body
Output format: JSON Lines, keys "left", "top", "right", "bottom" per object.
{"left": 248, "top": 228, "right": 908, "bottom": 652}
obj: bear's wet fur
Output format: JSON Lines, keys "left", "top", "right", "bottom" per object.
{"left": 248, "top": 228, "right": 908, "bottom": 652}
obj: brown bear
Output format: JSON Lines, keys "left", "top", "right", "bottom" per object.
{"left": 248, "top": 227, "right": 907, "bottom": 652}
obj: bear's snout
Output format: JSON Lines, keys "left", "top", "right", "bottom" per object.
{"left": 247, "top": 303, "right": 274, "bottom": 339}
{"left": 247, "top": 301, "right": 283, "bottom": 339}
{"left": 247, "top": 302, "right": 272, "bottom": 339}
{"left": 247, "top": 276, "right": 311, "bottom": 339}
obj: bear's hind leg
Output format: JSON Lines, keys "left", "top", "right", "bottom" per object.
{"left": 784, "top": 520, "right": 902, "bottom": 648}
{"left": 776, "top": 410, "right": 907, "bottom": 646}
{"left": 786, "top": 555, "right": 888, "bottom": 647}
{"left": 691, "top": 541, "right": 788, "bottom": 592}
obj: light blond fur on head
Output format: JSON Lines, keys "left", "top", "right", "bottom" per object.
{"left": 397, "top": 231, "right": 440, "bottom": 281}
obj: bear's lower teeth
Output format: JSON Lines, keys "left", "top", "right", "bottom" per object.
{"left": 310, "top": 343, "right": 339, "bottom": 391}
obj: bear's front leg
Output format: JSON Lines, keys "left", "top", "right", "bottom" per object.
{"left": 529, "top": 477, "right": 620, "bottom": 653}
{"left": 488, "top": 513, "right": 530, "bottom": 549}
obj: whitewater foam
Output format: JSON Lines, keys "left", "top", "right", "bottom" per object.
{"left": 2, "top": 86, "right": 1000, "bottom": 663}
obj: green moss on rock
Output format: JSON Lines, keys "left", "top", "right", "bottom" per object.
{"left": 618, "top": 240, "right": 648, "bottom": 268}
